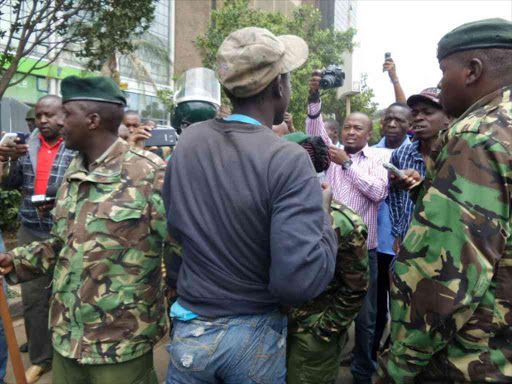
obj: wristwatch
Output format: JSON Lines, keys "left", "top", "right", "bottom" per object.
{"left": 342, "top": 159, "right": 353, "bottom": 170}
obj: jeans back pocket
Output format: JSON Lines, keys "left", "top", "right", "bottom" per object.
{"left": 249, "top": 325, "right": 287, "bottom": 384}
{"left": 170, "top": 319, "right": 228, "bottom": 372}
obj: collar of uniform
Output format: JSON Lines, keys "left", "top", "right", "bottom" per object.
{"left": 67, "top": 138, "right": 125, "bottom": 183}
{"left": 442, "top": 84, "right": 512, "bottom": 135}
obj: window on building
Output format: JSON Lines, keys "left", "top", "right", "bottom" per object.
{"left": 125, "top": 92, "right": 168, "bottom": 126}
{"left": 120, "top": 1, "right": 171, "bottom": 86}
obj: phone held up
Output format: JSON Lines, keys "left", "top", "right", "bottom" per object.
{"left": 144, "top": 128, "right": 177, "bottom": 147}
{"left": 383, "top": 163, "right": 404, "bottom": 178}
{"left": 0, "top": 132, "right": 28, "bottom": 146}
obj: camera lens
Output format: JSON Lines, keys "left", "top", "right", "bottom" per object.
{"left": 320, "top": 75, "right": 335, "bottom": 90}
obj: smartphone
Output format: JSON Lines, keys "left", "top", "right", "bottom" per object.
{"left": 16, "top": 132, "right": 28, "bottom": 145}
{"left": 144, "top": 128, "right": 177, "bottom": 147}
{"left": 383, "top": 163, "right": 404, "bottom": 178}
{"left": 0, "top": 133, "right": 18, "bottom": 146}
{"left": 385, "top": 52, "right": 391, "bottom": 59}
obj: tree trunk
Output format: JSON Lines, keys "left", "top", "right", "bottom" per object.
{"left": 100, "top": 53, "right": 120, "bottom": 85}
{"left": 0, "top": 63, "right": 22, "bottom": 100}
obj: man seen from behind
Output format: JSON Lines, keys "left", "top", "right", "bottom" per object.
{"left": 163, "top": 27, "right": 337, "bottom": 384}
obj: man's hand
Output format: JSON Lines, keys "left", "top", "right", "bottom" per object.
{"left": 0, "top": 137, "right": 29, "bottom": 161}
{"left": 37, "top": 201, "right": 55, "bottom": 215}
{"left": 383, "top": 57, "right": 398, "bottom": 82}
{"left": 127, "top": 126, "right": 152, "bottom": 149}
{"left": 329, "top": 145, "right": 349, "bottom": 165}
{"left": 321, "top": 183, "right": 333, "bottom": 216}
{"left": 392, "top": 236, "right": 402, "bottom": 255}
{"left": 0, "top": 253, "right": 14, "bottom": 275}
{"left": 389, "top": 169, "right": 422, "bottom": 190}
{"left": 284, "top": 112, "right": 295, "bottom": 133}
{"left": 309, "top": 69, "right": 322, "bottom": 95}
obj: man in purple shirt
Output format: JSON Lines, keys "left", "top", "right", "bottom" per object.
{"left": 306, "top": 71, "right": 388, "bottom": 384}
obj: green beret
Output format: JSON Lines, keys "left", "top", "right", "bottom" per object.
{"left": 283, "top": 132, "right": 311, "bottom": 144}
{"left": 25, "top": 107, "right": 35, "bottom": 120}
{"left": 61, "top": 76, "right": 126, "bottom": 106}
{"left": 438, "top": 18, "right": 512, "bottom": 61}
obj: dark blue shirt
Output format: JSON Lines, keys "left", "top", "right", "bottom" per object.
{"left": 388, "top": 140, "right": 426, "bottom": 239}
{"left": 163, "top": 119, "right": 337, "bottom": 317}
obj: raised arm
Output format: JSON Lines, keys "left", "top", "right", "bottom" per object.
{"left": 383, "top": 57, "right": 406, "bottom": 104}
{"left": 306, "top": 70, "right": 332, "bottom": 146}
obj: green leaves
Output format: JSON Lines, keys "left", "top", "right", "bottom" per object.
{"left": 0, "top": 190, "right": 21, "bottom": 232}
{"left": 196, "top": 0, "right": 376, "bottom": 131}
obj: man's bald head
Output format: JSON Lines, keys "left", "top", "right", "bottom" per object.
{"left": 347, "top": 112, "right": 372, "bottom": 131}
{"left": 341, "top": 112, "right": 372, "bottom": 154}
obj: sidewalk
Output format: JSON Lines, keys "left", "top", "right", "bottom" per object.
{"left": 4, "top": 318, "right": 361, "bottom": 384}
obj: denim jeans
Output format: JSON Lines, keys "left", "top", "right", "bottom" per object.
{"left": 351, "top": 249, "right": 378, "bottom": 384}
{"left": 166, "top": 311, "right": 287, "bottom": 384}
{"left": 0, "top": 233, "right": 8, "bottom": 382}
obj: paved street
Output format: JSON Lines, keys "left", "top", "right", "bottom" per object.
{"left": 4, "top": 319, "right": 365, "bottom": 384}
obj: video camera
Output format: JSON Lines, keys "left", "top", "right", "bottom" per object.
{"left": 320, "top": 66, "right": 345, "bottom": 90}
{"left": 31, "top": 184, "right": 58, "bottom": 208}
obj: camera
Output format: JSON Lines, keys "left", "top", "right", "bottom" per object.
{"left": 320, "top": 66, "right": 345, "bottom": 90}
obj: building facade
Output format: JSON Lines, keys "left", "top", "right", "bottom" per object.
{"left": 0, "top": 0, "right": 175, "bottom": 126}
{"left": 2, "top": 0, "right": 358, "bottom": 126}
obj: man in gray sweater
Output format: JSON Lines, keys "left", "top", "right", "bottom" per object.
{"left": 163, "top": 27, "right": 337, "bottom": 384}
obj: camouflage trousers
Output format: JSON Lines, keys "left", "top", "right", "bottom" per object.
{"left": 52, "top": 350, "right": 158, "bottom": 384}
{"left": 286, "top": 331, "right": 348, "bottom": 384}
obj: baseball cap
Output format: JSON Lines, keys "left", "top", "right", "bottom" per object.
{"left": 216, "top": 27, "right": 309, "bottom": 98}
{"left": 407, "top": 87, "right": 442, "bottom": 108}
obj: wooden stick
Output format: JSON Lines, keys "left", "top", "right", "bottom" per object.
{"left": 0, "top": 277, "right": 27, "bottom": 384}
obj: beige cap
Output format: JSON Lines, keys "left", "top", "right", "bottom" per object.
{"left": 216, "top": 27, "right": 309, "bottom": 98}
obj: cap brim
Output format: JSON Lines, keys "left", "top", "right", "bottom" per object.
{"left": 407, "top": 94, "right": 441, "bottom": 108}
{"left": 278, "top": 35, "right": 309, "bottom": 74}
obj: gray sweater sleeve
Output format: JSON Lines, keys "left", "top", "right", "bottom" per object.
{"left": 269, "top": 156, "right": 337, "bottom": 306}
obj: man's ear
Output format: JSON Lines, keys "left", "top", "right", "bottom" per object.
{"left": 88, "top": 113, "right": 100, "bottom": 131}
{"left": 271, "top": 75, "right": 282, "bottom": 98}
{"left": 465, "top": 58, "right": 483, "bottom": 86}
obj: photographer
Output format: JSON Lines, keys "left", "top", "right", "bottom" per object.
{"left": 307, "top": 69, "right": 389, "bottom": 384}
{"left": 0, "top": 95, "right": 75, "bottom": 383}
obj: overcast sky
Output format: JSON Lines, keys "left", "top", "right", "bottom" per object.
{"left": 354, "top": 0, "right": 512, "bottom": 110}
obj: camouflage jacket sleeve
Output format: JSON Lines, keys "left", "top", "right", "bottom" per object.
{"left": 291, "top": 201, "right": 368, "bottom": 342}
{"left": 6, "top": 225, "right": 63, "bottom": 283}
{"left": 149, "top": 162, "right": 182, "bottom": 290}
{"left": 319, "top": 203, "right": 369, "bottom": 335}
{"left": 379, "top": 91, "right": 512, "bottom": 383}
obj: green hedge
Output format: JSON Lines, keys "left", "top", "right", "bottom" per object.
{"left": 0, "top": 190, "right": 21, "bottom": 232}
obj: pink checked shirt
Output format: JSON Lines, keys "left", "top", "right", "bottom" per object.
{"left": 307, "top": 101, "right": 388, "bottom": 250}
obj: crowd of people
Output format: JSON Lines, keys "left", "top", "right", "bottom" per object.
{"left": 0, "top": 16, "right": 509, "bottom": 384}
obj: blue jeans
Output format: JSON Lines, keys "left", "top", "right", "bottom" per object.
{"left": 0, "top": 233, "right": 8, "bottom": 382}
{"left": 166, "top": 311, "right": 287, "bottom": 384}
{"left": 351, "top": 249, "right": 378, "bottom": 384}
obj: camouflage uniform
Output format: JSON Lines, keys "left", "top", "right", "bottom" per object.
{"left": 378, "top": 85, "right": 512, "bottom": 383}
{"left": 6, "top": 138, "right": 170, "bottom": 365}
{"left": 287, "top": 200, "right": 368, "bottom": 384}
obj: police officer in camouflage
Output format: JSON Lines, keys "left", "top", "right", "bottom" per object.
{"left": 282, "top": 132, "right": 369, "bottom": 384}
{"left": 378, "top": 18, "right": 512, "bottom": 383}
{"left": 0, "top": 76, "right": 170, "bottom": 384}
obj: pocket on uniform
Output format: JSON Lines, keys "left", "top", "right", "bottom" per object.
{"left": 249, "top": 325, "right": 287, "bottom": 384}
{"left": 170, "top": 320, "right": 227, "bottom": 372}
